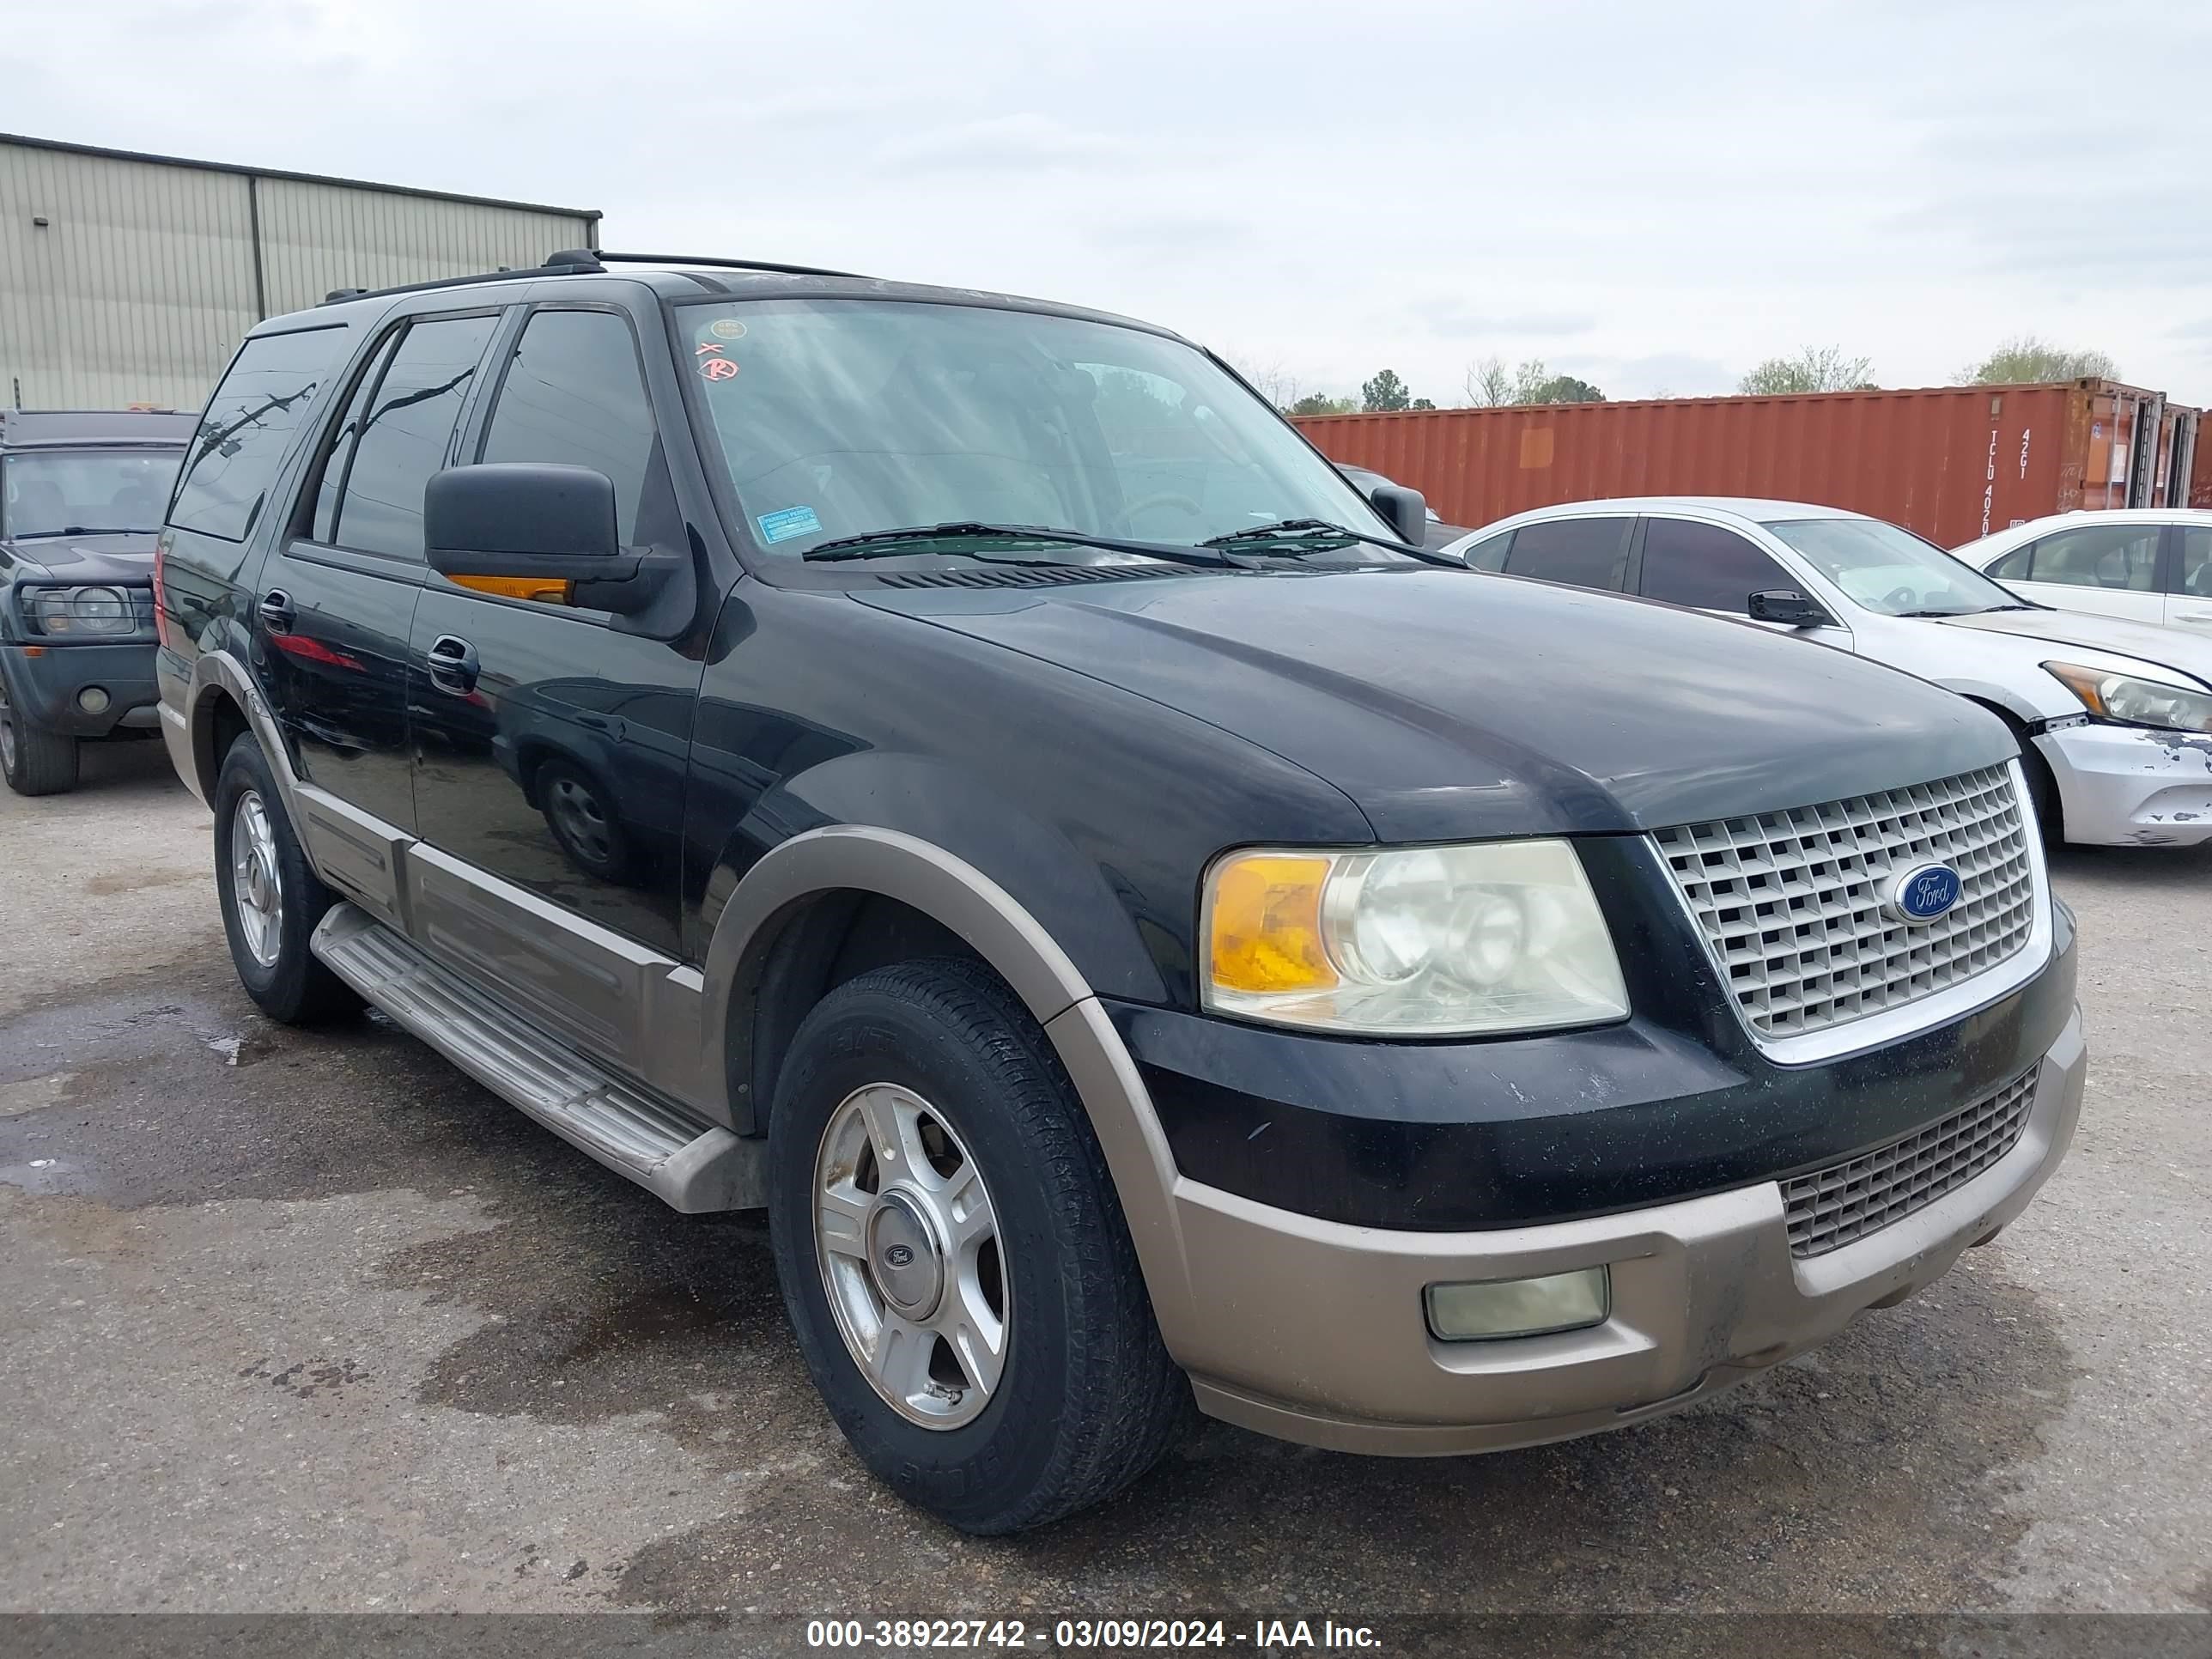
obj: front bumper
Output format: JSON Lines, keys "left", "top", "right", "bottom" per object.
{"left": 1166, "top": 1005, "right": 2085, "bottom": 1455}
{"left": 0, "top": 641, "right": 161, "bottom": 738}
{"left": 2037, "top": 722, "right": 2212, "bottom": 846}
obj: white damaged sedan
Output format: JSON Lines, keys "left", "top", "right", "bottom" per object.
{"left": 1448, "top": 498, "right": 2212, "bottom": 848}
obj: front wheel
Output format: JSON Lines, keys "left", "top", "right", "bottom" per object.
{"left": 212, "top": 733, "right": 359, "bottom": 1024}
{"left": 767, "top": 958, "right": 1188, "bottom": 1534}
{"left": 0, "top": 678, "right": 80, "bottom": 796}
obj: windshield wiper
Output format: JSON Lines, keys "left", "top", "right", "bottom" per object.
{"left": 1203, "top": 518, "right": 1460, "bottom": 568}
{"left": 13, "top": 525, "right": 153, "bottom": 539}
{"left": 801, "top": 522, "right": 1236, "bottom": 568}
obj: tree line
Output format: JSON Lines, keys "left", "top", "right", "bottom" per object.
{"left": 1259, "top": 335, "right": 2119, "bottom": 417}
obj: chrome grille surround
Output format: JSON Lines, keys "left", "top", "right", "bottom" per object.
{"left": 1783, "top": 1066, "right": 2039, "bottom": 1257}
{"left": 1654, "top": 763, "right": 2044, "bottom": 1058}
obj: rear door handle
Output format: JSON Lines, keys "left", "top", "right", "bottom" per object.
{"left": 427, "top": 634, "right": 480, "bottom": 695}
{"left": 258, "top": 590, "right": 295, "bottom": 634}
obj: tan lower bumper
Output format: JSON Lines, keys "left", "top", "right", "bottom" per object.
{"left": 1163, "top": 1006, "right": 2086, "bottom": 1456}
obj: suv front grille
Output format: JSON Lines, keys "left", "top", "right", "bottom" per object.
{"left": 1783, "top": 1066, "right": 2039, "bottom": 1256}
{"left": 1654, "top": 764, "right": 2036, "bottom": 1043}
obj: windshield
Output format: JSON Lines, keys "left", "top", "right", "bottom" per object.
{"left": 1, "top": 448, "right": 182, "bottom": 538}
{"left": 1766, "top": 517, "right": 2024, "bottom": 617}
{"left": 679, "top": 299, "right": 1402, "bottom": 565}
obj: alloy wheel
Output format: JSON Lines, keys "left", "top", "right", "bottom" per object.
{"left": 813, "top": 1082, "right": 1008, "bottom": 1430}
{"left": 229, "top": 788, "right": 285, "bottom": 968}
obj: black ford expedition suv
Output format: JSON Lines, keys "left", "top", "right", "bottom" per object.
{"left": 1, "top": 409, "right": 191, "bottom": 793}
{"left": 155, "top": 252, "right": 2084, "bottom": 1534}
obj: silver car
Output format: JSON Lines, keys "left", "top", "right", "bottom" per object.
{"left": 1446, "top": 496, "right": 2212, "bottom": 848}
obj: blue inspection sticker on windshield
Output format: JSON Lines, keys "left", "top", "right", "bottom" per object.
{"left": 757, "top": 506, "right": 823, "bottom": 544}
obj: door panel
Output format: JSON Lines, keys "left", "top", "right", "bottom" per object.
{"left": 405, "top": 302, "right": 703, "bottom": 1001}
{"left": 255, "top": 548, "right": 423, "bottom": 833}
{"left": 408, "top": 590, "right": 702, "bottom": 963}
{"left": 2012, "top": 577, "right": 2166, "bottom": 626}
{"left": 2169, "top": 527, "right": 2212, "bottom": 633}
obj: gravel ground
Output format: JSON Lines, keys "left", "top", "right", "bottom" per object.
{"left": 3, "top": 742, "right": 2209, "bottom": 1641}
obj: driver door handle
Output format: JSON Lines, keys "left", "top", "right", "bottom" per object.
{"left": 258, "top": 590, "right": 295, "bottom": 634}
{"left": 427, "top": 634, "right": 480, "bottom": 695}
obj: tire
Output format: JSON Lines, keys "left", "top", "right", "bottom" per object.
{"left": 211, "top": 732, "right": 360, "bottom": 1024}
{"left": 767, "top": 957, "right": 1189, "bottom": 1534}
{"left": 0, "top": 678, "right": 81, "bottom": 796}
{"left": 532, "top": 757, "right": 637, "bottom": 884}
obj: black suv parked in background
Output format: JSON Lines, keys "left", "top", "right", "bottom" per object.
{"left": 156, "top": 252, "right": 2084, "bottom": 1534}
{"left": 0, "top": 409, "right": 191, "bottom": 793}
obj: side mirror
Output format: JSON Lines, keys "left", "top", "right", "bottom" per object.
{"left": 425, "top": 463, "right": 672, "bottom": 616}
{"left": 1747, "top": 588, "right": 1835, "bottom": 629}
{"left": 426, "top": 463, "right": 619, "bottom": 568}
{"left": 1368, "top": 483, "right": 1430, "bottom": 547}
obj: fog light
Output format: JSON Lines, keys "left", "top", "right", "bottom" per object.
{"left": 1425, "top": 1267, "right": 1610, "bottom": 1341}
{"left": 77, "top": 686, "right": 111, "bottom": 714}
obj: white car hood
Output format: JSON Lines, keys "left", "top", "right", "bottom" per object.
{"left": 1941, "top": 608, "right": 2212, "bottom": 683}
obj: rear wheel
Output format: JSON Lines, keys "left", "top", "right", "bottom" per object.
{"left": 767, "top": 957, "right": 1188, "bottom": 1534}
{"left": 212, "top": 733, "right": 359, "bottom": 1024}
{"left": 0, "top": 678, "right": 81, "bottom": 796}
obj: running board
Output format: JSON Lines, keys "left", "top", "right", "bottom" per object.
{"left": 310, "top": 903, "right": 763, "bottom": 1212}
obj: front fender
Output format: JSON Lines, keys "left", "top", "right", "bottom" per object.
{"left": 697, "top": 749, "right": 1171, "bottom": 1008}
{"left": 688, "top": 822, "right": 1203, "bottom": 1356}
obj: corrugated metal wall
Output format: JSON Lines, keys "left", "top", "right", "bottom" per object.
{"left": 1, "top": 137, "right": 595, "bottom": 412}
{"left": 255, "top": 179, "right": 592, "bottom": 318}
{"left": 1, "top": 141, "right": 258, "bottom": 411}
{"left": 1296, "top": 380, "right": 2186, "bottom": 548}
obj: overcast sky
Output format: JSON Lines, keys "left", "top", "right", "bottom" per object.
{"left": 14, "top": 0, "right": 2212, "bottom": 404}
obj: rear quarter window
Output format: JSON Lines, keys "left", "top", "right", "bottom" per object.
{"left": 169, "top": 325, "right": 353, "bottom": 544}
{"left": 1502, "top": 517, "right": 1632, "bottom": 591}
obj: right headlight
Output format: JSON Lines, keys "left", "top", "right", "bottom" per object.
{"left": 2045, "top": 661, "right": 2212, "bottom": 735}
{"left": 1201, "top": 839, "right": 1629, "bottom": 1036}
{"left": 26, "top": 585, "right": 137, "bottom": 637}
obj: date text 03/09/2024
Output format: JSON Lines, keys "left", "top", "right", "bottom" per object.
{"left": 804, "top": 1618, "right": 1383, "bottom": 1650}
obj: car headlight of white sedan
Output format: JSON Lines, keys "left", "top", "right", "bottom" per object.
{"left": 2045, "top": 662, "right": 2212, "bottom": 735}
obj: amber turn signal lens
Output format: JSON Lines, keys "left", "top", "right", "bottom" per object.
{"left": 1206, "top": 853, "right": 1336, "bottom": 995}
{"left": 448, "top": 574, "right": 573, "bottom": 605}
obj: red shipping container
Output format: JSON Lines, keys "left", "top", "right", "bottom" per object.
{"left": 1295, "top": 380, "right": 2200, "bottom": 548}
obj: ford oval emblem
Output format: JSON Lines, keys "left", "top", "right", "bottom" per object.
{"left": 1887, "top": 862, "right": 1962, "bottom": 925}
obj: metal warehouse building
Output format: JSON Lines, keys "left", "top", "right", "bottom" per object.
{"left": 1, "top": 133, "right": 600, "bottom": 410}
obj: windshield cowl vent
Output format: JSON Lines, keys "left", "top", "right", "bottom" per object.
{"left": 872, "top": 563, "right": 1207, "bottom": 592}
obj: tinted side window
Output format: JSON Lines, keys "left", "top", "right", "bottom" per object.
{"left": 169, "top": 325, "right": 352, "bottom": 542}
{"left": 2180, "top": 527, "right": 2212, "bottom": 598}
{"left": 2027, "top": 525, "right": 2160, "bottom": 590}
{"left": 310, "top": 331, "right": 403, "bottom": 544}
{"left": 478, "top": 310, "right": 659, "bottom": 544}
{"left": 1984, "top": 544, "right": 2034, "bottom": 581}
{"left": 333, "top": 314, "right": 499, "bottom": 561}
{"left": 1464, "top": 531, "right": 1513, "bottom": 571}
{"left": 1503, "top": 517, "right": 1632, "bottom": 591}
{"left": 1638, "top": 518, "right": 1794, "bottom": 612}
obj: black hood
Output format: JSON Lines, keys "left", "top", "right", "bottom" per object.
{"left": 0, "top": 530, "right": 159, "bottom": 586}
{"left": 857, "top": 566, "right": 2017, "bottom": 840}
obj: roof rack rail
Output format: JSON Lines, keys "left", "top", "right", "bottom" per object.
{"left": 546, "top": 249, "right": 869, "bottom": 280}
{"left": 316, "top": 261, "right": 586, "bottom": 307}
{"left": 313, "top": 249, "right": 867, "bottom": 309}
